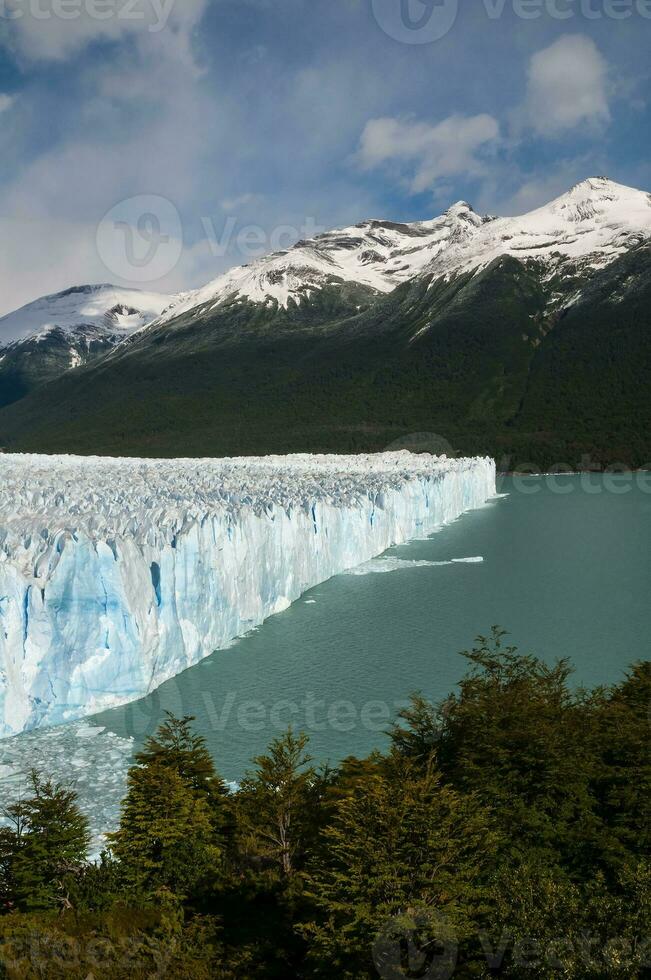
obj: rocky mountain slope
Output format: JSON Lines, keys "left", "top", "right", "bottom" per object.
{"left": 0, "top": 178, "right": 649, "bottom": 468}
{"left": 155, "top": 201, "right": 492, "bottom": 322}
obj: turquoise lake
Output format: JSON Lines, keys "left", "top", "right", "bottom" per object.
{"left": 91, "top": 473, "right": 651, "bottom": 784}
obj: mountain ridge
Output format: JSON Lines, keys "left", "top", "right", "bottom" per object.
{"left": 0, "top": 283, "right": 171, "bottom": 345}
{"left": 0, "top": 176, "right": 649, "bottom": 468}
{"left": 150, "top": 176, "right": 651, "bottom": 328}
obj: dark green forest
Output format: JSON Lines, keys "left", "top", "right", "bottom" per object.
{"left": 1, "top": 246, "right": 650, "bottom": 471}
{"left": 0, "top": 629, "right": 649, "bottom": 978}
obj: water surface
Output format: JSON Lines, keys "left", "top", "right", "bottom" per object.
{"left": 92, "top": 474, "right": 651, "bottom": 782}
{"left": 3, "top": 475, "right": 648, "bottom": 844}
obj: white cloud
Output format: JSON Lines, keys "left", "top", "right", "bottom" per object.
{"left": 0, "top": 9, "right": 400, "bottom": 315}
{"left": 0, "top": 6, "right": 218, "bottom": 315}
{"left": 522, "top": 35, "right": 610, "bottom": 137}
{"left": 357, "top": 114, "right": 500, "bottom": 194}
{"left": 0, "top": 94, "right": 14, "bottom": 113}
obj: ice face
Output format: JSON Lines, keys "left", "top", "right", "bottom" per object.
{"left": 0, "top": 452, "right": 495, "bottom": 737}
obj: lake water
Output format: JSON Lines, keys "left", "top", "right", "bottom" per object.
{"left": 2, "top": 474, "right": 650, "bottom": 846}
{"left": 95, "top": 473, "right": 651, "bottom": 773}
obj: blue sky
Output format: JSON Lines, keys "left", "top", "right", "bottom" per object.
{"left": 0, "top": 0, "right": 649, "bottom": 313}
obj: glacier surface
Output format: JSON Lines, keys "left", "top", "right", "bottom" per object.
{"left": 0, "top": 452, "right": 495, "bottom": 737}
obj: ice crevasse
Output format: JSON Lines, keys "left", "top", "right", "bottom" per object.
{"left": 0, "top": 452, "right": 495, "bottom": 737}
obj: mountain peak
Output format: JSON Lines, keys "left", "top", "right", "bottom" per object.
{"left": 416, "top": 176, "right": 651, "bottom": 283}
{"left": 54, "top": 283, "right": 115, "bottom": 298}
{"left": 570, "top": 175, "right": 615, "bottom": 192}
{"left": 446, "top": 200, "right": 475, "bottom": 215}
{"left": 0, "top": 284, "right": 172, "bottom": 348}
{"left": 551, "top": 175, "right": 649, "bottom": 205}
{"left": 541, "top": 176, "right": 651, "bottom": 225}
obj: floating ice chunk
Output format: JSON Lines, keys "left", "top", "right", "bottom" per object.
{"left": 0, "top": 721, "right": 134, "bottom": 856}
{"left": 345, "top": 555, "right": 484, "bottom": 575}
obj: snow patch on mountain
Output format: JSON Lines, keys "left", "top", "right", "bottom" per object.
{"left": 421, "top": 178, "right": 651, "bottom": 281}
{"left": 0, "top": 284, "right": 172, "bottom": 348}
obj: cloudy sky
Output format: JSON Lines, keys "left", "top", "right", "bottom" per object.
{"left": 0, "top": 0, "right": 649, "bottom": 314}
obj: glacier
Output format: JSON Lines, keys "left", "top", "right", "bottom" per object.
{"left": 0, "top": 452, "right": 495, "bottom": 738}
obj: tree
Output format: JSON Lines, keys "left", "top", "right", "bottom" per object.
{"left": 1, "top": 770, "right": 90, "bottom": 912}
{"left": 486, "top": 858, "right": 651, "bottom": 979}
{"left": 110, "top": 759, "right": 221, "bottom": 898}
{"left": 134, "top": 713, "right": 228, "bottom": 805}
{"left": 109, "top": 715, "right": 226, "bottom": 898}
{"left": 388, "top": 692, "right": 440, "bottom": 764}
{"left": 436, "top": 627, "right": 606, "bottom": 875}
{"left": 237, "top": 730, "right": 315, "bottom": 877}
{"left": 594, "top": 662, "right": 651, "bottom": 871}
{"left": 303, "top": 753, "right": 496, "bottom": 978}
{"left": 0, "top": 826, "right": 17, "bottom": 913}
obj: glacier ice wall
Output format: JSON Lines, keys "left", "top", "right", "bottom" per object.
{"left": 0, "top": 452, "right": 495, "bottom": 737}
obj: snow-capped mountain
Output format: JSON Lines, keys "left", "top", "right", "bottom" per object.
{"left": 419, "top": 177, "right": 651, "bottom": 281}
{"left": 154, "top": 177, "right": 651, "bottom": 325}
{"left": 1, "top": 177, "right": 650, "bottom": 469}
{"left": 5, "top": 178, "right": 647, "bottom": 346}
{"left": 155, "top": 201, "right": 493, "bottom": 322}
{"left": 0, "top": 283, "right": 171, "bottom": 347}
{"left": 0, "top": 284, "right": 172, "bottom": 408}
